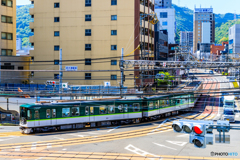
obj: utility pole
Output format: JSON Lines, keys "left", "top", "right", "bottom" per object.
{"left": 120, "top": 48, "right": 124, "bottom": 98}
{"left": 59, "top": 48, "right": 63, "bottom": 100}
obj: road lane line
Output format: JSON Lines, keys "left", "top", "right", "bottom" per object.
{"left": 15, "top": 146, "right": 21, "bottom": 151}
{"left": 47, "top": 143, "right": 52, "bottom": 149}
{"left": 125, "top": 144, "right": 162, "bottom": 160}
{"left": 153, "top": 142, "right": 177, "bottom": 150}
{"left": 107, "top": 126, "right": 120, "bottom": 132}
{"left": 166, "top": 141, "right": 187, "bottom": 146}
{"left": 148, "top": 119, "right": 168, "bottom": 135}
{"left": 31, "top": 142, "right": 37, "bottom": 150}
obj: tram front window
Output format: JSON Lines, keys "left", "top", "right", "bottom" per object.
{"left": 20, "top": 107, "right": 28, "bottom": 124}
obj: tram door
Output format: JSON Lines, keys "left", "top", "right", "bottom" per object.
{"left": 89, "top": 107, "right": 95, "bottom": 122}
{"left": 34, "top": 110, "right": 40, "bottom": 126}
{"left": 123, "top": 104, "right": 129, "bottom": 119}
{"left": 52, "top": 109, "right": 57, "bottom": 125}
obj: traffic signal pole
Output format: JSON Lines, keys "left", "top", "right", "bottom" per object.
{"left": 59, "top": 48, "right": 63, "bottom": 100}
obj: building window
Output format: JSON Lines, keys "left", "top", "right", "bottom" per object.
{"left": 85, "top": 44, "right": 91, "bottom": 51}
{"left": 111, "top": 60, "right": 117, "bottom": 65}
{"left": 85, "top": 0, "right": 91, "bottom": 6}
{"left": 85, "top": 73, "right": 91, "bottom": 80}
{"left": 229, "top": 49, "right": 233, "bottom": 54}
{"left": 1, "top": 15, "right": 12, "bottom": 23}
{"left": 54, "top": 31, "right": 60, "bottom": 37}
{"left": 85, "top": 29, "right": 91, "bottom": 36}
{"left": 160, "top": 12, "right": 168, "bottom": 18}
{"left": 85, "top": 59, "right": 91, "bottom": 65}
{"left": 54, "top": 60, "right": 59, "bottom": 65}
{"left": 111, "top": 45, "right": 117, "bottom": 50}
{"left": 1, "top": 0, "right": 12, "bottom": 7}
{"left": 31, "top": 15, "right": 34, "bottom": 18}
{"left": 111, "top": 75, "right": 117, "bottom": 80}
{"left": 111, "top": 30, "right": 117, "bottom": 35}
{"left": 85, "top": 15, "right": 91, "bottom": 21}
{"left": 54, "top": 17, "right": 60, "bottom": 22}
{"left": 1, "top": 32, "right": 12, "bottom": 40}
{"left": 162, "top": 21, "right": 167, "bottom": 26}
{"left": 111, "top": 0, "right": 117, "bottom": 5}
{"left": 229, "top": 39, "right": 233, "bottom": 45}
{"left": 1, "top": 49, "right": 12, "bottom": 56}
{"left": 54, "top": 3, "right": 59, "bottom": 8}
{"left": 18, "top": 66, "right": 24, "bottom": 70}
{"left": 54, "top": 45, "right": 60, "bottom": 51}
{"left": 54, "top": 74, "right": 59, "bottom": 79}
{"left": 111, "top": 15, "right": 117, "bottom": 20}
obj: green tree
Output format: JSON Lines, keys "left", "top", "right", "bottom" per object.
{"left": 156, "top": 72, "right": 175, "bottom": 86}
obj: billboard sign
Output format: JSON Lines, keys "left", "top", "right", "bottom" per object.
{"left": 194, "top": 8, "right": 213, "bottom": 13}
{"left": 65, "top": 66, "right": 78, "bottom": 71}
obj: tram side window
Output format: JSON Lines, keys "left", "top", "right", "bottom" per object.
{"left": 85, "top": 107, "right": 89, "bottom": 115}
{"left": 99, "top": 106, "right": 107, "bottom": 114}
{"left": 72, "top": 107, "right": 80, "bottom": 116}
{"left": 90, "top": 107, "right": 94, "bottom": 115}
{"left": 108, "top": 105, "right": 115, "bottom": 113}
{"left": 27, "top": 110, "right": 32, "bottom": 119}
{"left": 34, "top": 110, "right": 39, "bottom": 119}
{"left": 177, "top": 99, "right": 181, "bottom": 104}
{"left": 46, "top": 109, "right": 51, "bottom": 118}
{"left": 118, "top": 105, "right": 123, "bottom": 112}
{"left": 52, "top": 109, "right": 56, "bottom": 118}
{"left": 124, "top": 104, "right": 128, "bottom": 112}
{"left": 149, "top": 102, "right": 154, "bottom": 110}
{"left": 62, "top": 108, "right": 70, "bottom": 117}
{"left": 133, "top": 103, "right": 140, "bottom": 112}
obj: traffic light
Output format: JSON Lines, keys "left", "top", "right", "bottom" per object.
{"left": 46, "top": 80, "right": 56, "bottom": 86}
{"left": 172, "top": 120, "right": 214, "bottom": 149}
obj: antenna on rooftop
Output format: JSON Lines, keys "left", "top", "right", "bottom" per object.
{"left": 234, "top": 10, "right": 237, "bottom": 21}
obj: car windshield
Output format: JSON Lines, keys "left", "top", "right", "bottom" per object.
{"left": 224, "top": 110, "right": 234, "bottom": 115}
{"left": 225, "top": 102, "right": 233, "bottom": 106}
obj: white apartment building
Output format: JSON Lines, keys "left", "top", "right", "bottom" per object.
{"left": 229, "top": 24, "right": 240, "bottom": 54}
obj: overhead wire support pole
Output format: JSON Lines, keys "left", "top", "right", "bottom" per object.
{"left": 120, "top": 48, "right": 124, "bottom": 98}
{"left": 59, "top": 48, "right": 63, "bottom": 100}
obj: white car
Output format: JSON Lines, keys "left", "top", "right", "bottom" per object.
{"left": 222, "top": 108, "right": 235, "bottom": 123}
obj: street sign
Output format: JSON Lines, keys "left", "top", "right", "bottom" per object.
{"left": 62, "top": 83, "right": 68, "bottom": 88}
{"left": 104, "top": 82, "right": 111, "bottom": 86}
{"left": 65, "top": 66, "right": 78, "bottom": 71}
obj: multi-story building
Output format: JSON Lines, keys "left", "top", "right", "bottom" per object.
{"left": 180, "top": 31, "right": 193, "bottom": 47}
{"left": 16, "top": 35, "right": 22, "bottom": 50}
{"left": 29, "top": 0, "right": 155, "bottom": 87}
{"left": 0, "top": 0, "right": 16, "bottom": 56}
{"left": 155, "top": 0, "right": 172, "bottom": 8}
{"left": 155, "top": 0, "right": 175, "bottom": 44}
{"left": 229, "top": 24, "right": 240, "bottom": 54}
{"left": 193, "top": 7, "right": 215, "bottom": 52}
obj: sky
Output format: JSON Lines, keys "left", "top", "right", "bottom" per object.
{"left": 17, "top": 0, "right": 239, "bottom": 14}
{"left": 172, "top": 0, "right": 240, "bottom": 14}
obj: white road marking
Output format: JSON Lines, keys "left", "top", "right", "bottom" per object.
{"left": 88, "top": 132, "right": 99, "bottom": 134}
{"left": 47, "top": 143, "right": 52, "bottom": 149}
{"left": 107, "top": 126, "right": 120, "bottom": 132}
{"left": 166, "top": 141, "right": 187, "bottom": 146}
{"left": 125, "top": 144, "right": 162, "bottom": 160}
{"left": 148, "top": 119, "right": 169, "bottom": 135}
{"left": 177, "top": 134, "right": 189, "bottom": 137}
{"left": 31, "top": 142, "right": 37, "bottom": 150}
{"left": 0, "top": 136, "right": 19, "bottom": 142}
{"left": 153, "top": 142, "right": 177, "bottom": 150}
{"left": 62, "top": 148, "right": 67, "bottom": 150}
{"left": 15, "top": 146, "right": 21, "bottom": 151}
{"left": 54, "top": 137, "right": 65, "bottom": 140}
